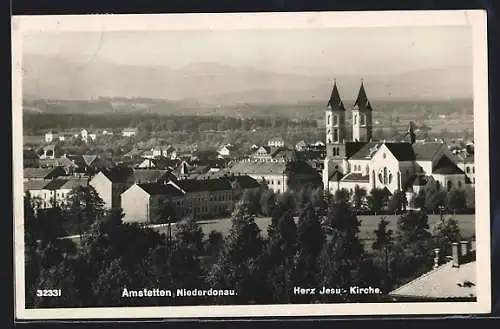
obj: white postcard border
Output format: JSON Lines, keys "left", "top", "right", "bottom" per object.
{"left": 12, "top": 10, "right": 491, "bottom": 320}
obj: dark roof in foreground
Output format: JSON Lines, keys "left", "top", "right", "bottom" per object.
{"left": 348, "top": 142, "right": 377, "bottom": 160}
{"left": 137, "top": 183, "right": 185, "bottom": 197}
{"left": 433, "top": 156, "right": 464, "bottom": 175}
{"left": 389, "top": 260, "right": 476, "bottom": 299}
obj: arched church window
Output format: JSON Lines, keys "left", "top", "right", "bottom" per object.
{"left": 466, "top": 166, "right": 470, "bottom": 174}
{"left": 383, "top": 167, "right": 388, "bottom": 184}
{"left": 354, "top": 115, "right": 357, "bottom": 125}
{"left": 333, "top": 129, "right": 338, "bottom": 142}
{"left": 333, "top": 115, "right": 338, "bottom": 126}
{"left": 447, "top": 181, "right": 453, "bottom": 192}
{"left": 388, "top": 173, "right": 393, "bottom": 184}
{"left": 327, "top": 115, "right": 330, "bottom": 125}
{"left": 360, "top": 114, "right": 365, "bottom": 126}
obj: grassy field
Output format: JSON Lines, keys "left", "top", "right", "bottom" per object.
{"left": 155, "top": 213, "right": 475, "bottom": 247}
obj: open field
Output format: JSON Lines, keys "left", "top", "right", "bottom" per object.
{"left": 155, "top": 213, "right": 476, "bottom": 248}
{"left": 61, "top": 214, "right": 475, "bottom": 251}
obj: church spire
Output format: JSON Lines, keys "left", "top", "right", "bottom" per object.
{"left": 327, "top": 79, "right": 346, "bottom": 111}
{"left": 354, "top": 79, "right": 373, "bottom": 111}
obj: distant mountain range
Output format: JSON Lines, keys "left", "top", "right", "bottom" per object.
{"left": 21, "top": 54, "right": 473, "bottom": 106}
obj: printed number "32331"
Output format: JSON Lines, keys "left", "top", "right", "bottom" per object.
{"left": 36, "top": 289, "right": 61, "bottom": 297}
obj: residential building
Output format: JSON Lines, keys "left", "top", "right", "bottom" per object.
{"left": 121, "top": 183, "right": 185, "bottom": 224}
{"left": 24, "top": 167, "right": 66, "bottom": 182}
{"left": 122, "top": 128, "right": 138, "bottom": 137}
{"left": 228, "top": 160, "right": 321, "bottom": 194}
{"left": 169, "top": 178, "right": 234, "bottom": 218}
{"left": 295, "top": 140, "right": 308, "bottom": 151}
{"left": 268, "top": 136, "right": 285, "bottom": 148}
{"left": 44, "top": 132, "right": 54, "bottom": 143}
{"left": 89, "top": 168, "right": 175, "bottom": 209}
{"left": 24, "top": 177, "right": 88, "bottom": 209}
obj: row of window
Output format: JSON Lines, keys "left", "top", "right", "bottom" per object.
{"left": 465, "top": 166, "right": 475, "bottom": 174}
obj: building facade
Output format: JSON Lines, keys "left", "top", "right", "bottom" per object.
{"left": 322, "top": 80, "right": 472, "bottom": 199}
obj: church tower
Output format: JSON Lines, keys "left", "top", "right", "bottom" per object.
{"left": 352, "top": 80, "right": 373, "bottom": 142}
{"left": 325, "top": 79, "right": 346, "bottom": 144}
{"left": 323, "top": 80, "right": 348, "bottom": 191}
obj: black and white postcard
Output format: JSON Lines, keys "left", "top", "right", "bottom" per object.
{"left": 12, "top": 10, "right": 491, "bottom": 319}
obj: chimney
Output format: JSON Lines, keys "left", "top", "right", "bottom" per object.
{"left": 452, "top": 242, "right": 460, "bottom": 268}
{"left": 433, "top": 248, "right": 440, "bottom": 269}
{"left": 460, "top": 240, "right": 470, "bottom": 262}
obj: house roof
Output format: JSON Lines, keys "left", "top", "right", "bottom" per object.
{"left": 174, "top": 178, "right": 232, "bottom": 193}
{"left": 229, "top": 175, "right": 261, "bottom": 189}
{"left": 137, "top": 183, "right": 185, "bottom": 197}
{"left": 389, "top": 260, "right": 476, "bottom": 299}
{"left": 82, "top": 155, "right": 98, "bottom": 166}
{"left": 100, "top": 167, "right": 135, "bottom": 183}
{"left": 44, "top": 178, "right": 88, "bottom": 190}
{"left": 24, "top": 168, "right": 58, "bottom": 179}
{"left": 341, "top": 172, "right": 369, "bottom": 182}
{"left": 133, "top": 169, "right": 173, "bottom": 183}
{"left": 412, "top": 142, "right": 445, "bottom": 161}
{"left": 228, "top": 160, "right": 317, "bottom": 176}
{"left": 24, "top": 180, "right": 51, "bottom": 192}
{"left": 433, "top": 156, "right": 465, "bottom": 175}
{"left": 24, "top": 149, "right": 39, "bottom": 159}
{"left": 348, "top": 142, "right": 378, "bottom": 160}
{"left": 327, "top": 81, "right": 346, "bottom": 111}
{"left": 384, "top": 143, "right": 417, "bottom": 161}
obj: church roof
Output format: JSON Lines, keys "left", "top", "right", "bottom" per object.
{"left": 349, "top": 142, "right": 378, "bottom": 160}
{"left": 353, "top": 81, "right": 373, "bottom": 112}
{"left": 412, "top": 142, "right": 445, "bottom": 161}
{"left": 384, "top": 143, "right": 416, "bottom": 161}
{"left": 327, "top": 81, "right": 346, "bottom": 111}
{"left": 328, "top": 170, "right": 343, "bottom": 182}
{"left": 432, "top": 156, "right": 464, "bottom": 175}
{"left": 341, "top": 172, "right": 369, "bottom": 182}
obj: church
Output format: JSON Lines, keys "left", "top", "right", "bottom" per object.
{"left": 322, "top": 80, "right": 472, "bottom": 202}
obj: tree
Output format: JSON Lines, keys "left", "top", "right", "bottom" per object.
{"left": 206, "top": 204, "right": 265, "bottom": 304}
{"left": 352, "top": 185, "right": 367, "bottom": 210}
{"left": 422, "top": 178, "right": 446, "bottom": 213}
{"left": 432, "top": 216, "right": 462, "bottom": 259}
{"left": 391, "top": 211, "right": 433, "bottom": 286}
{"left": 367, "top": 188, "right": 387, "bottom": 214}
{"left": 174, "top": 216, "right": 205, "bottom": 255}
{"left": 65, "top": 185, "right": 106, "bottom": 237}
{"left": 317, "top": 201, "right": 376, "bottom": 302}
{"left": 205, "top": 230, "right": 224, "bottom": 256}
{"left": 410, "top": 190, "right": 426, "bottom": 210}
{"left": 372, "top": 217, "right": 395, "bottom": 292}
{"left": 259, "top": 188, "right": 276, "bottom": 216}
{"left": 388, "top": 190, "right": 407, "bottom": 214}
{"left": 293, "top": 205, "right": 325, "bottom": 301}
{"left": 260, "top": 208, "right": 298, "bottom": 303}
{"left": 333, "top": 188, "right": 350, "bottom": 204}
{"left": 446, "top": 189, "right": 467, "bottom": 214}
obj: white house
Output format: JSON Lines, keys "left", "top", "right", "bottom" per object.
{"left": 121, "top": 183, "right": 185, "bottom": 224}
{"left": 122, "top": 128, "right": 138, "bottom": 137}
{"left": 81, "top": 129, "right": 89, "bottom": 143}
{"left": 268, "top": 137, "right": 285, "bottom": 148}
{"left": 45, "top": 132, "right": 54, "bottom": 143}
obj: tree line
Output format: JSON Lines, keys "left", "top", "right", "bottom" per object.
{"left": 23, "top": 113, "right": 318, "bottom": 136}
{"left": 25, "top": 183, "right": 468, "bottom": 308}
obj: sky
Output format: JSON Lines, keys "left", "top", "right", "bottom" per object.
{"left": 23, "top": 26, "right": 472, "bottom": 75}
